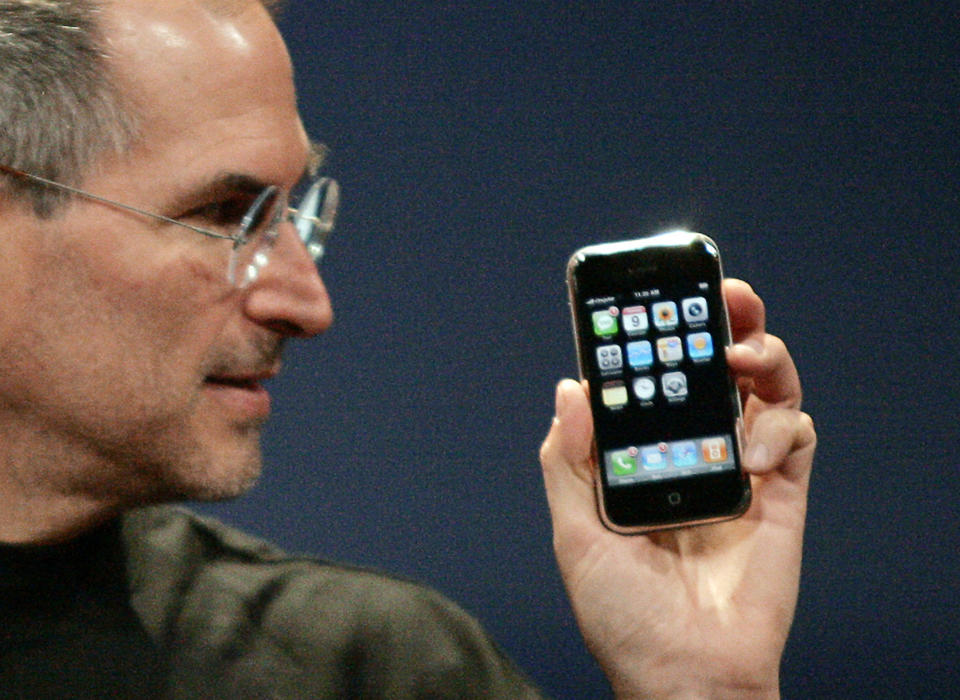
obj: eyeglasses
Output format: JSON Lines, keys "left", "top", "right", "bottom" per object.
{"left": 0, "top": 164, "right": 339, "bottom": 288}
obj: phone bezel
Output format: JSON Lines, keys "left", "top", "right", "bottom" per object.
{"left": 567, "top": 231, "right": 751, "bottom": 534}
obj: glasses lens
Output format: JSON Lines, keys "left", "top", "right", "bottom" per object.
{"left": 226, "top": 177, "right": 339, "bottom": 288}
{"left": 241, "top": 185, "right": 281, "bottom": 236}
{"left": 228, "top": 185, "right": 284, "bottom": 287}
{"left": 293, "top": 177, "right": 339, "bottom": 263}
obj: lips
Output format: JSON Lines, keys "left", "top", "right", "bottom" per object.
{"left": 202, "top": 367, "right": 278, "bottom": 419}
{"left": 204, "top": 363, "right": 279, "bottom": 387}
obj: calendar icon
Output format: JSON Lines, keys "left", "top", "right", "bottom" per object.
{"left": 621, "top": 305, "right": 648, "bottom": 335}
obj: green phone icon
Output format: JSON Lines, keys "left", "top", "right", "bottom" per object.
{"left": 610, "top": 449, "right": 638, "bottom": 476}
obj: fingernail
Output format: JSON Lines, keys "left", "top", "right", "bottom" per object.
{"left": 746, "top": 442, "right": 770, "bottom": 470}
{"left": 738, "top": 339, "right": 764, "bottom": 355}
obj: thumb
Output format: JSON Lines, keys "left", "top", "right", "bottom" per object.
{"left": 539, "top": 379, "right": 599, "bottom": 538}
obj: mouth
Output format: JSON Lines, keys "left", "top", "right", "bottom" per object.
{"left": 204, "top": 363, "right": 279, "bottom": 386}
{"left": 202, "top": 368, "right": 278, "bottom": 418}
{"left": 204, "top": 375, "right": 265, "bottom": 390}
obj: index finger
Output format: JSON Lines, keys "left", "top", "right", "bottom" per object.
{"left": 723, "top": 278, "right": 766, "bottom": 344}
{"left": 728, "top": 334, "right": 803, "bottom": 410}
{"left": 723, "top": 279, "right": 803, "bottom": 409}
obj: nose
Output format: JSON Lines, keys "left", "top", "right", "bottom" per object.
{"left": 242, "top": 221, "right": 333, "bottom": 337}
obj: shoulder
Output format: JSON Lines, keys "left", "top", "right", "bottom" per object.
{"left": 121, "top": 506, "right": 542, "bottom": 699}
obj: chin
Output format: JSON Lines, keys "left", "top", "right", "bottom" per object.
{"left": 173, "top": 449, "right": 264, "bottom": 502}
{"left": 136, "top": 433, "right": 266, "bottom": 504}
{"left": 179, "top": 470, "right": 261, "bottom": 502}
{"left": 103, "top": 416, "right": 268, "bottom": 505}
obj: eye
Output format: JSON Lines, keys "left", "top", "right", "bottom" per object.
{"left": 180, "top": 194, "right": 256, "bottom": 230}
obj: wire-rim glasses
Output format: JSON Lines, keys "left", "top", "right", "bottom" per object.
{"left": 0, "top": 164, "right": 339, "bottom": 289}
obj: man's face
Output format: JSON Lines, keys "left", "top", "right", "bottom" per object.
{"left": 0, "top": 0, "right": 332, "bottom": 506}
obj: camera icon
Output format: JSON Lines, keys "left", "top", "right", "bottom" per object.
{"left": 682, "top": 297, "right": 708, "bottom": 324}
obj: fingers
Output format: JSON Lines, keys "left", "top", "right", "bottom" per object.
{"left": 723, "top": 278, "right": 765, "bottom": 345}
{"left": 724, "top": 278, "right": 803, "bottom": 410}
{"left": 728, "top": 333, "right": 803, "bottom": 410}
{"left": 743, "top": 407, "right": 816, "bottom": 485}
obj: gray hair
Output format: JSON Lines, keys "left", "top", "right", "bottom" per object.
{"left": 0, "top": 0, "right": 138, "bottom": 216}
{"left": 0, "top": 0, "right": 287, "bottom": 216}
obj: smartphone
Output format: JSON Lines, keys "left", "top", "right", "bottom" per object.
{"left": 566, "top": 231, "right": 750, "bottom": 534}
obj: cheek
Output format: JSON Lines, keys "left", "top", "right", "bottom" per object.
{"left": 9, "top": 243, "right": 232, "bottom": 421}
{"left": 64, "top": 227, "right": 228, "bottom": 344}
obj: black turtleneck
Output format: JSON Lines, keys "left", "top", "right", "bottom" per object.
{"left": 0, "top": 519, "right": 165, "bottom": 698}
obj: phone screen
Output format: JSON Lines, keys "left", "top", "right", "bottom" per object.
{"left": 568, "top": 232, "right": 750, "bottom": 532}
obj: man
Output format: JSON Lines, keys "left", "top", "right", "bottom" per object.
{"left": 0, "top": 0, "right": 815, "bottom": 697}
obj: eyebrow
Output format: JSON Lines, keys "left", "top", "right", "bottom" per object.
{"left": 168, "top": 140, "right": 328, "bottom": 214}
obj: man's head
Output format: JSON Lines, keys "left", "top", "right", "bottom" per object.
{"left": 0, "top": 0, "right": 333, "bottom": 541}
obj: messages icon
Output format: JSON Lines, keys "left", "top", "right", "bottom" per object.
{"left": 592, "top": 308, "right": 619, "bottom": 338}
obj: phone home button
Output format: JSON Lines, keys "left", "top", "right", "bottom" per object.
{"left": 667, "top": 492, "right": 682, "bottom": 506}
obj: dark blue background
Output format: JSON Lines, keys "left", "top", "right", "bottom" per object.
{"left": 200, "top": 2, "right": 959, "bottom": 697}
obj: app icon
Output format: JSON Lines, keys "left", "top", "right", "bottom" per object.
{"left": 608, "top": 448, "right": 638, "bottom": 476}
{"left": 592, "top": 308, "right": 619, "bottom": 337}
{"left": 602, "top": 380, "right": 628, "bottom": 408}
{"left": 657, "top": 336, "right": 683, "bottom": 363}
{"left": 661, "top": 371, "right": 688, "bottom": 400}
{"left": 672, "top": 441, "right": 698, "bottom": 468}
{"left": 633, "top": 376, "right": 656, "bottom": 402}
{"left": 682, "top": 297, "right": 709, "bottom": 325}
{"left": 687, "top": 332, "right": 714, "bottom": 360}
{"left": 652, "top": 301, "right": 678, "bottom": 331}
{"left": 641, "top": 444, "right": 668, "bottom": 470}
{"left": 621, "top": 305, "right": 648, "bottom": 335}
{"left": 596, "top": 344, "right": 623, "bottom": 373}
{"left": 701, "top": 437, "right": 728, "bottom": 463}
{"left": 626, "top": 340, "right": 653, "bottom": 369}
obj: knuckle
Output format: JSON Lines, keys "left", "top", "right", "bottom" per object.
{"left": 764, "top": 333, "right": 788, "bottom": 359}
{"left": 799, "top": 411, "right": 817, "bottom": 443}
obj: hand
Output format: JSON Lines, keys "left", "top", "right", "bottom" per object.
{"left": 539, "top": 279, "right": 816, "bottom": 699}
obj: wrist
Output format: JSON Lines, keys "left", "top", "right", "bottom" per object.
{"left": 612, "top": 679, "right": 779, "bottom": 700}
{"left": 604, "top": 654, "right": 780, "bottom": 700}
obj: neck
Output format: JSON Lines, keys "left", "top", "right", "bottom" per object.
{"left": 0, "top": 419, "right": 126, "bottom": 545}
{"left": 0, "top": 488, "right": 121, "bottom": 545}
